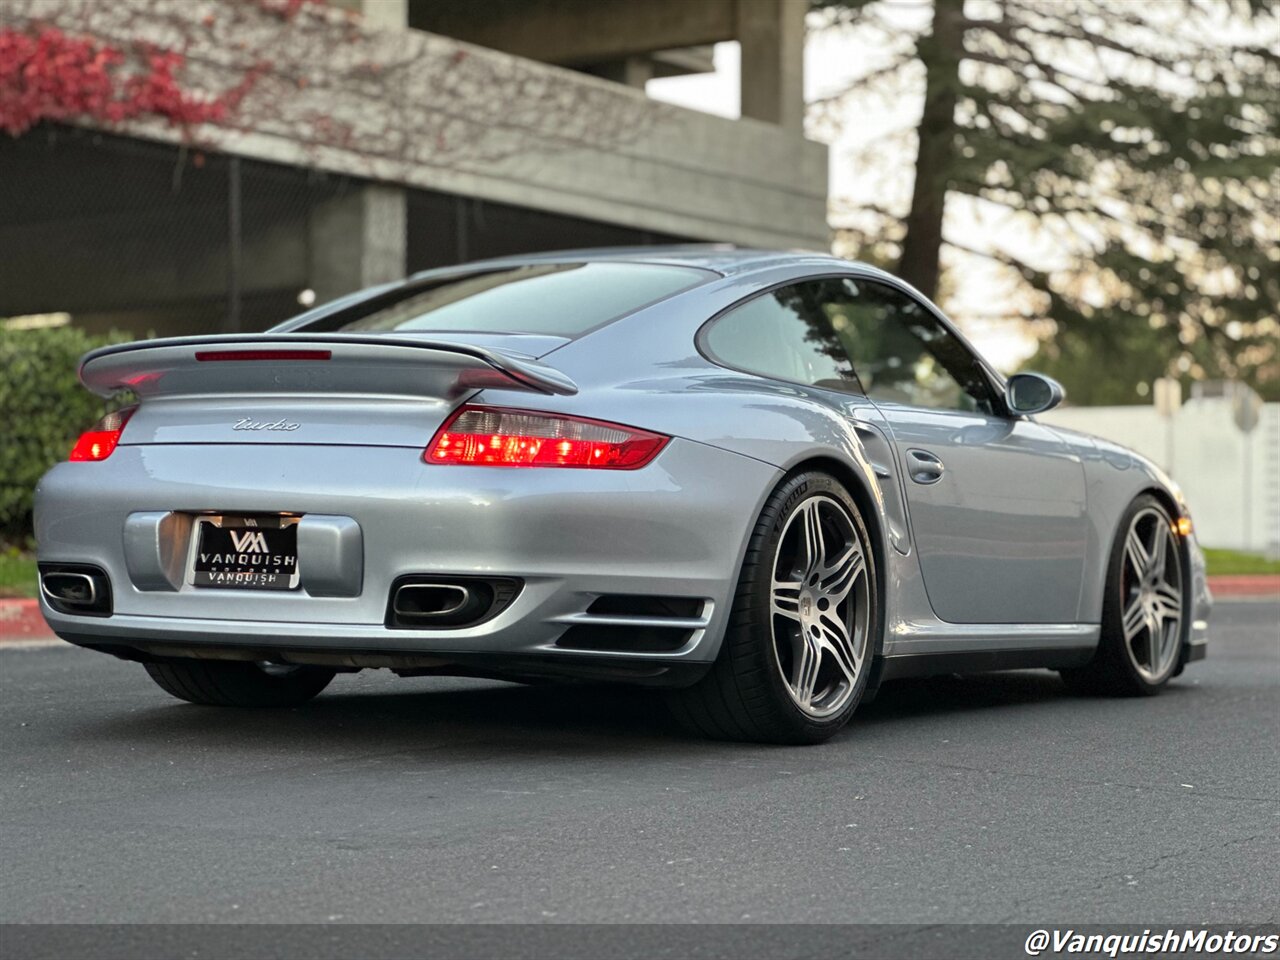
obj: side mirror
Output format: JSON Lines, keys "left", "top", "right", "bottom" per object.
{"left": 1005, "top": 372, "right": 1064, "bottom": 416}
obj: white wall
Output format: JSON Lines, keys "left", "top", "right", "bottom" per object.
{"left": 1043, "top": 398, "right": 1280, "bottom": 554}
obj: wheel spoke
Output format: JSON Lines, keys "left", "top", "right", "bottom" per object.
{"left": 801, "top": 501, "right": 826, "bottom": 575}
{"left": 791, "top": 634, "right": 822, "bottom": 709}
{"left": 1125, "top": 526, "right": 1150, "bottom": 578}
{"left": 1149, "top": 620, "right": 1167, "bottom": 672}
{"left": 1153, "top": 582, "right": 1182, "bottom": 621}
{"left": 771, "top": 579, "right": 803, "bottom": 622}
{"left": 820, "top": 543, "right": 865, "bottom": 602}
{"left": 1149, "top": 529, "right": 1169, "bottom": 581}
{"left": 818, "top": 612, "right": 860, "bottom": 684}
{"left": 1154, "top": 578, "right": 1180, "bottom": 607}
{"left": 1122, "top": 595, "right": 1146, "bottom": 641}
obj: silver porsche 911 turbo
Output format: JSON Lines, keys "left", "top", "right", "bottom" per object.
{"left": 34, "top": 247, "right": 1210, "bottom": 743}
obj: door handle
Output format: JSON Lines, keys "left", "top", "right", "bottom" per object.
{"left": 906, "top": 448, "right": 945, "bottom": 485}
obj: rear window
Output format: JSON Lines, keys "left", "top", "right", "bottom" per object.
{"left": 298, "top": 262, "right": 711, "bottom": 338}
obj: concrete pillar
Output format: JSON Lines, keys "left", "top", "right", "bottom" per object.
{"left": 308, "top": 185, "right": 407, "bottom": 305}
{"left": 290, "top": 2, "right": 408, "bottom": 305}
{"left": 592, "top": 57, "right": 657, "bottom": 89}
{"left": 737, "top": 0, "right": 806, "bottom": 132}
{"left": 328, "top": 0, "right": 408, "bottom": 31}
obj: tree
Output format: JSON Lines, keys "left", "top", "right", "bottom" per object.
{"left": 811, "top": 0, "right": 1280, "bottom": 403}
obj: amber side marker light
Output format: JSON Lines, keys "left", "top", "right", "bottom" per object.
{"left": 1175, "top": 516, "right": 1193, "bottom": 537}
{"left": 69, "top": 408, "right": 136, "bottom": 462}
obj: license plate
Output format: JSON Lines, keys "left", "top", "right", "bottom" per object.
{"left": 192, "top": 518, "right": 299, "bottom": 590}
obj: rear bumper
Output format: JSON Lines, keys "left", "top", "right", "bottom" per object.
{"left": 35, "top": 438, "right": 780, "bottom": 676}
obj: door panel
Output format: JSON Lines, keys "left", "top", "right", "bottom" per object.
{"left": 877, "top": 404, "right": 1088, "bottom": 624}
{"left": 699, "top": 271, "right": 1091, "bottom": 625}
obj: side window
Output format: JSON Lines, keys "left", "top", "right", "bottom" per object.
{"left": 834, "top": 280, "right": 995, "bottom": 414}
{"left": 703, "top": 279, "right": 860, "bottom": 394}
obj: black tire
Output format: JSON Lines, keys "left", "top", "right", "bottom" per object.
{"left": 144, "top": 659, "right": 336, "bottom": 707}
{"left": 1061, "top": 494, "right": 1186, "bottom": 697}
{"left": 668, "top": 470, "right": 879, "bottom": 744}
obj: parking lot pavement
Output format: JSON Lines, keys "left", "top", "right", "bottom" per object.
{"left": 2, "top": 601, "right": 1276, "bottom": 933}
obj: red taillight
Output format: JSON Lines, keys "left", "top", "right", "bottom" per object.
{"left": 195, "top": 349, "right": 332, "bottom": 362}
{"left": 69, "top": 408, "right": 135, "bottom": 462}
{"left": 426, "top": 406, "right": 668, "bottom": 469}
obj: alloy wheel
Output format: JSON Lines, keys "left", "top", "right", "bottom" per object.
{"left": 1119, "top": 506, "right": 1184, "bottom": 682}
{"left": 769, "top": 494, "right": 870, "bottom": 718}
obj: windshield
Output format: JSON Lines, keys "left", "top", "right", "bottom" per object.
{"left": 297, "top": 262, "right": 712, "bottom": 338}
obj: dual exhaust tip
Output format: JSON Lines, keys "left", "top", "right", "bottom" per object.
{"left": 386, "top": 576, "right": 521, "bottom": 630}
{"left": 40, "top": 564, "right": 518, "bottom": 629}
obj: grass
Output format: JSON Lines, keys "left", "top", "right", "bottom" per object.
{"left": 1202, "top": 547, "right": 1280, "bottom": 577}
{"left": 0, "top": 550, "right": 39, "bottom": 599}
{"left": 0, "top": 545, "right": 1274, "bottom": 601}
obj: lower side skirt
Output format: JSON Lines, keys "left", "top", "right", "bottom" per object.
{"left": 878, "top": 636, "right": 1206, "bottom": 681}
{"left": 876, "top": 645, "right": 1095, "bottom": 682}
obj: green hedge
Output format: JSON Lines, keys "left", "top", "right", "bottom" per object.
{"left": 0, "top": 326, "right": 133, "bottom": 544}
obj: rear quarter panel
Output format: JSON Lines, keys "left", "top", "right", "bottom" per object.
{"left": 473, "top": 264, "right": 948, "bottom": 651}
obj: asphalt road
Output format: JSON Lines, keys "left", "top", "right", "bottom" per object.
{"left": 3, "top": 601, "right": 1277, "bottom": 944}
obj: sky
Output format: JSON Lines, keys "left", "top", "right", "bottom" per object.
{"left": 647, "top": 36, "right": 1040, "bottom": 372}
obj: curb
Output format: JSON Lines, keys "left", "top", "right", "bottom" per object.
{"left": 0, "top": 598, "right": 56, "bottom": 644}
{"left": 1208, "top": 574, "right": 1280, "bottom": 598}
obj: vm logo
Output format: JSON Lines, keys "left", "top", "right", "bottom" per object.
{"left": 230, "top": 530, "right": 269, "bottom": 553}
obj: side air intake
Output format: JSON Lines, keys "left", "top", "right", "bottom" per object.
{"left": 553, "top": 596, "right": 711, "bottom": 654}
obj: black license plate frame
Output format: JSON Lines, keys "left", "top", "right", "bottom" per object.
{"left": 190, "top": 517, "right": 300, "bottom": 591}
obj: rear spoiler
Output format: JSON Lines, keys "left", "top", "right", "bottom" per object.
{"left": 79, "top": 334, "right": 578, "bottom": 399}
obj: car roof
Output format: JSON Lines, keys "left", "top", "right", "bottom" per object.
{"left": 406, "top": 245, "right": 885, "bottom": 281}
